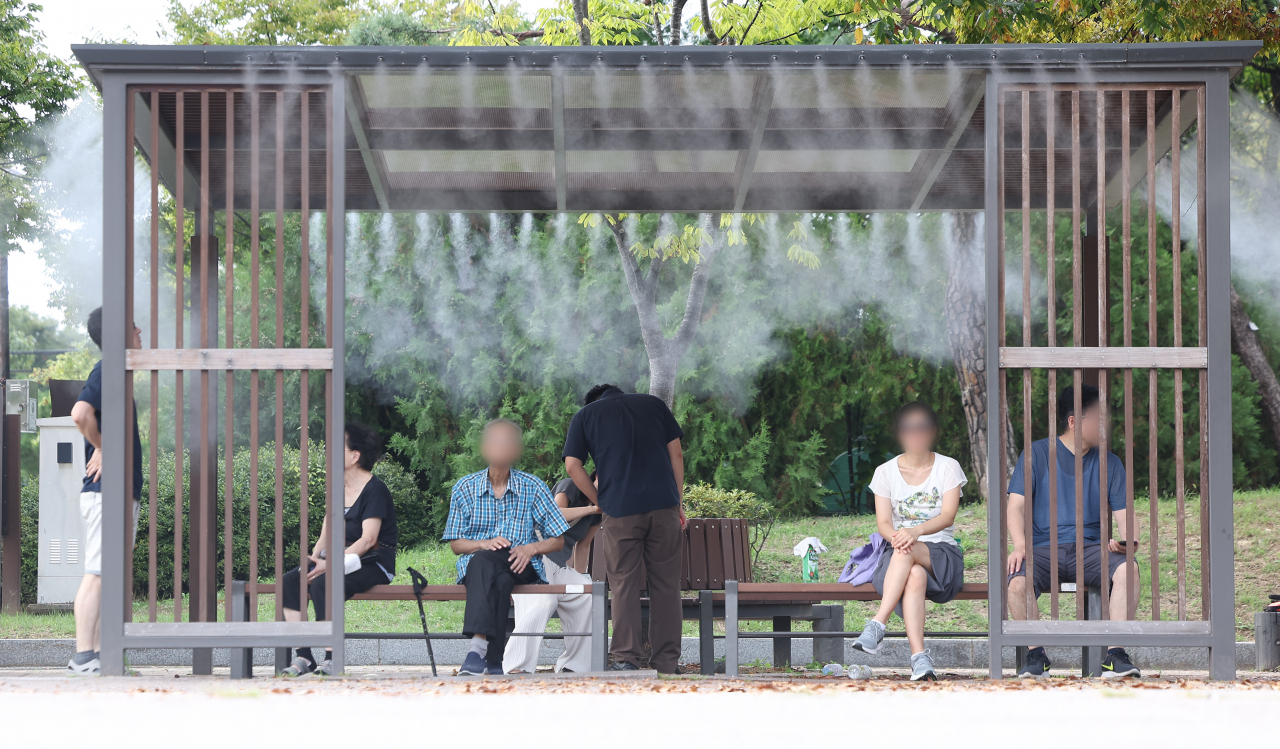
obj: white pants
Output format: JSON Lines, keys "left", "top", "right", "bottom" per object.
{"left": 80, "top": 492, "right": 140, "bottom": 576}
{"left": 502, "top": 559, "right": 593, "bottom": 674}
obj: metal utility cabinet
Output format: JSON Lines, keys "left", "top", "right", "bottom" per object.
{"left": 37, "top": 417, "right": 86, "bottom": 604}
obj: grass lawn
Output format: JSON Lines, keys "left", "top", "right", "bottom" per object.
{"left": 4, "top": 489, "right": 1277, "bottom": 640}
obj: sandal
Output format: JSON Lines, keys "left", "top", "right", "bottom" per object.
{"left": 280, "top": 656, "right": 315, "bottom": 677}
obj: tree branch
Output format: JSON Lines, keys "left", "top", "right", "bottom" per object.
{"left": 700, "top": 0, "right": 723, "bottom": 45}
{"left": 607, "top": 218, "right": 668, "bottom": 360}
{"left": 738, "top": 0, "right": 766, "bottom": 45}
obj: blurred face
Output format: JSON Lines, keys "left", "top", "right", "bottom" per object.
{"left": 130, "top": 324, "right": 143, "bottom": 349}
{"left": 481, "top": 423, "right": 523, "bottom": 468}
{"left": 1070, "top": 404, "right": 1104, "bottom": 449}
{"left": 897, "top": 414, "right": 937, "bottom": 455}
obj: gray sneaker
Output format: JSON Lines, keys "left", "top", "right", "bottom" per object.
{"left": 910, "top": 650, "right": 937, "bottom": 681}
{"left": 852, "top": 619, "right": 886, "bottom": 655}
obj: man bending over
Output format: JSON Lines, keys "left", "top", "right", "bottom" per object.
{"left": 1007, "top": 384, "right": 1140, "bottom": 679}
{"left": 443, "top": 419, "right": 569, "bottom": 676}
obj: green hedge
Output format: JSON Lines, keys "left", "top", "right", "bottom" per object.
{"left": 18, "top": 443, "right": 438, "bottom": 604}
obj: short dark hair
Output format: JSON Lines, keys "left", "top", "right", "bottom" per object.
{"left": 344, "top": 422, "right": 384, "bottom": 471}
{"left": 584, "top": 384, "right": 615, "bottom": 405}
{"left": 893, "top": 400, "right": 939, "bottom": 433}
{"left": 1058, "top": 384, "right": 1100, "bottom": 427}
{"left": 87, "top": 307, "right": 103, "bottom": 349}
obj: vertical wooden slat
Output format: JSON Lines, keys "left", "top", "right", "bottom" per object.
{"left": 199, "top": 89, "right": 211, "bottom": 624}
{"left": 223, "top": 89, "right": 236, "bottom": 622}
{"left": 148, "top": 90, "right": 160, "bottom": 623}
{"left": 249, "top": 90, "right": 261, "bottom": 619}
{"left": 688, "top": 522, "right": 707, "bottom": 590}
{"left": 997, "top": 90, "right": 1009, "bottom": 620}
{"left": 124, "top": 89, "right": 136, "bottom": 621}
{"left": 719, "top": 520, "right": 736, "bottom": 582}
{"left": 1171, "top": 90, "right": 1187, "bottom": 622}
{"left": 1122, "top": 89, "right": 1137, "bottom": 621}
{"left": 1046, "top": 87, "right": 1059, "bottom": 621}
{"left": 1096, "top": 90, "right": 1110, "bottom": 620}
{"left": 1196, "top": 86, "right": 1209, "bottom": 620}
{"left": 1071, "top": 90, "right": 1084, "bottom": 620}
{"left": 706, "top": 520, "right": 725, "bottom": 589}
{"left": 173, "top": 90, "right": 185, "bottom": 624}
{"left": 1147, "top": 89, "right": 1161, "bottom": 621}
{"left": 274, "top": 90, "right": 286, "bottom": 623}
{"left": 1020, "top": 90, "right": 1035, "bottom": 620}
{"left": 299, "top": 91, "right": 310, "bottom": 620}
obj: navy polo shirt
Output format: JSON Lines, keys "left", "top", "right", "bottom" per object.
{"left": 78, "top": 360, "right": 144, "bottom": 499}
{"left": 562, "top": 387, "right": 684, "bottom": 518}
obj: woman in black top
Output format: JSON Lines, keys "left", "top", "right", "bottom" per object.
{"left": 281, "top": 423, "right": 398, "bottom": 676}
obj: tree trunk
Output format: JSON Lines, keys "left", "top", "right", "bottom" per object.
{"left": 1230, "top": 284, "right": 1280, "bottom": 450}
{"left": 572, "top": 0, "right": 592, "bottom": 45}
{"left": 946, "top": 213, "right": 1014, "bottom": 499}
{"left": 669, "top": 0, "right": 689, "bottom": 44}
{"left": 607, "top": 217, "right": 717, "bottom": 411}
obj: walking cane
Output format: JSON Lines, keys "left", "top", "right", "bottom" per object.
{"left": 407, "top": 567, "right": 438, "bottom": 677}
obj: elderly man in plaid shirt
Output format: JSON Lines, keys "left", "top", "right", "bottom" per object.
{"left": 443, "top": 419, "right": 569, "bottom": 675}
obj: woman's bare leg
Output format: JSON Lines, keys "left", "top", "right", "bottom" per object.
{"left": 904, "top": 565, "right": 928, "bottom": 654}
{"left": 872, "top": 550, "right": 916, "bottom": 623}
{"left": 283, "top": 608, "right": 302, "bottom": 622}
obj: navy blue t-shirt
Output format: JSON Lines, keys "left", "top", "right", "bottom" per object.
{"left": 562, "top": 388, "right": 684, "bottom": 518}
{"left": 78, "top": 360, "right": 144, "bottom": 499}
{"left": 1007, "top": 437, "right": 1126, "bottom": 547}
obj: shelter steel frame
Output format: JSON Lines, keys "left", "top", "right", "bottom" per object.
{"left": 98, "top": 70, "right": 348, "bottom": 676}
{"left": 80, "top": 42, "right": 1254, "bottom": 679}
{"left": 984, "top": 68, "right": 1234, "bottom": 680}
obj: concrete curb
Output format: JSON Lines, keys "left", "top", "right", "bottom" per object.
{"left": 0, "top": 637, "right": 1261, "bottom": 671}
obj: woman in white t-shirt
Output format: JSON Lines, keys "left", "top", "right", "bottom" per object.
{"left": 852, "top": 401, "right": 967, "bottom": 681}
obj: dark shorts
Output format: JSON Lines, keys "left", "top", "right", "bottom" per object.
{"left": 871, "top": 540, "right": 966, "bottom": 604}
{"left": 1007, "top": 543, "right": 1135, "bottom": 597}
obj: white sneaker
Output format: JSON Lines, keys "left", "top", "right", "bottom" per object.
{"left": 67, "top": 655, "right": 100, "bottom": 677}
{"left": 852, "top": 619, "right": 886, "bottom": 655}
{"left": 910, "top": 650, "right": 937, "bottom": 682}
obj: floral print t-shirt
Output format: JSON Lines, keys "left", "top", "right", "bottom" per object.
{"left": 868, "top": 453, "right": 967, "bottom": 546}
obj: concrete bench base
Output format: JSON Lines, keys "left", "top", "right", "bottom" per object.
{"left": 0, "top": 637, "right": 1260, "bottom": 672}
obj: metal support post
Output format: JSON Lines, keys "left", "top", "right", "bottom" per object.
{"left": 772, "top": 615, "right": 791, "bottom": 669}
{"left": 700, "top": 591, "right": 714, "bottom": 675}
{"left": 812, "top": 605, "right": 844, "bottom": 665}
{"left": 230, "top": 581, "right": 253, "bottom": 679}
{"left": 590, "top": 577, "right": 608, "bottom": 672}
{"left": 725, "top": 580, "right": 739, "bottom": 676}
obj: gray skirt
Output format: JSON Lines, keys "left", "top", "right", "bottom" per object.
{"left": 870, "top": 541, "right": 965, "bottom": 605}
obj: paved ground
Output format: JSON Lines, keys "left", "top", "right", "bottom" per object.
{"left": 2, "top": 668, "right": 1276, "bottom": 746}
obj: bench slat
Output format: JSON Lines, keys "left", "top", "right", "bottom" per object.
{"left": 687, "top": 521, "right": 708, "bottom": 590}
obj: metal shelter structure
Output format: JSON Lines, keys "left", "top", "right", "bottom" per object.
{"left": 74, "top": 41, "right": 1259, "bottom": 679}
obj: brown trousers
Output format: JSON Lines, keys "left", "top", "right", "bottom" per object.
{"left": 598, "top": 504, "right": 683, "bottom": 673}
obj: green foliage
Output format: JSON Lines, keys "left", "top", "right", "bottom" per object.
{"left": 683, "top": 482, "right": 772, "bottom": 521}
{"left": 166, "top": 0, "right": 371, "bottom": 45}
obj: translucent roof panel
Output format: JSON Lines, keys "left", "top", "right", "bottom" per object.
{"left": 74, "top": 43, "right": 1262, "bottom": 213}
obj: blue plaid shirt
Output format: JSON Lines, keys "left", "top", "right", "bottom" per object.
{"left": 442, "top": 468, "right": 570, "bottom": 583}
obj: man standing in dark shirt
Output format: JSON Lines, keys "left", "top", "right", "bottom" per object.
{"left": 69, "top": 307, "right": 145, "bottom": 676}
{"left": 563, "top": 384, "right": 686, "bottom": 674}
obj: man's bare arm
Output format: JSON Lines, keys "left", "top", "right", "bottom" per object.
{"left": 72, "top": 401, "right": 101, "bottom": 449}
{"left": 564, "top": 456, "right": 598, "bottom": 504}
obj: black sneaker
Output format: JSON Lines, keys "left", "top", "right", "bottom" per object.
{"left": 607, "top": 660, "right": 639, "bottom": 671}
{"left": 1017, "top": 648, "right": 1051, "bottom": 678}
{"left": 1101, "top": 648, "right": 1140, "bottom": 679}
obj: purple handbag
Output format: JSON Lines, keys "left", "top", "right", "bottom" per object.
{"left": 838, "top": 532, "right": 888, "bottom": 586}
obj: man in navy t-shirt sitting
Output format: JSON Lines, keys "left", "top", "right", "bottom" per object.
{"left": 1006, "top": 384, "right": 1140, "bottom": 679}
{"left": 68, "top": 307, "right": 145, "bottom": 676}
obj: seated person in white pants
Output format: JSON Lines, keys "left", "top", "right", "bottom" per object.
{"left": 504, "top": 474, "right": 602, "bottom": 674}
